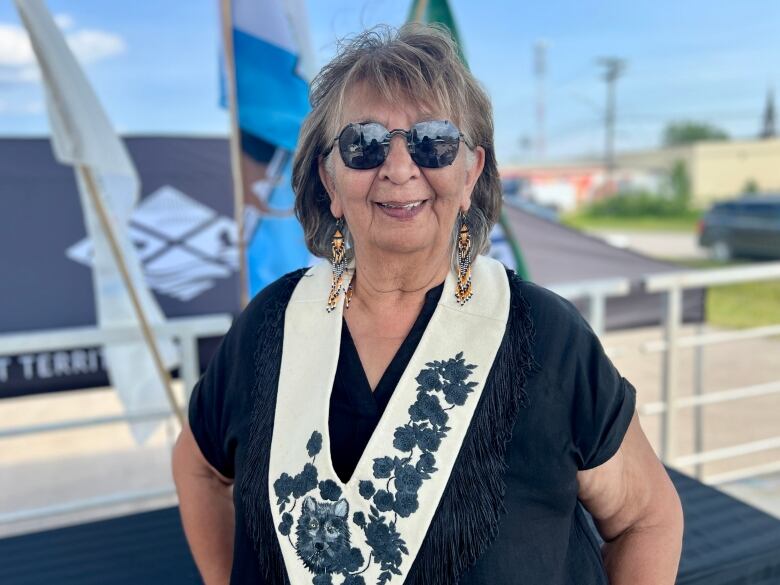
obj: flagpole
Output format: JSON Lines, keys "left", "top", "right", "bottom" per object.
{"left": 78, "top": 165, "right": 185, "bottom": 426}
{"left": 220, "top": 0, "right": 250, "bottom": 309}
{"left": 498, "top": 212, "right": 529, "bottom": 278}
{"left": 411, "top": 0, "right": 429, "bottom": 21}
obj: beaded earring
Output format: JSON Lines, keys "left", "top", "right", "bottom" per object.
{"left": 454, "top": 211, "right": 473, "bottom": 305}
{"left": 326, "top": 218, "right": 349, "bottom": 312}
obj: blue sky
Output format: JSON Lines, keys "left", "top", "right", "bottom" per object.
{"left": 1, "top": 0, "right": 778, "bottom": 164}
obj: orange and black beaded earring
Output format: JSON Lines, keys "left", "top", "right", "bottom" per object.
{"left": 454, "top": 211, "right": 473, "bottom": 305}
{"left": 326, "top": 218, "right": 348, "bottom": 312}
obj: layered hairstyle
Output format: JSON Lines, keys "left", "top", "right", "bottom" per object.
{"left": 293, "top": 23, "right": 502, "bottom": 265}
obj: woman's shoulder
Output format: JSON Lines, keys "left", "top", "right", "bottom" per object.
{"left": 505, "top": 268, "right": 586, "bottom": 332}
{"left": 218, "top": 267, "right": 310, "bottom": 352}
{"left": 240, "top": 267, "right": 310, "bottom": 321}
{"left": 503, "top": 268, "right": 602, "bottom": 378}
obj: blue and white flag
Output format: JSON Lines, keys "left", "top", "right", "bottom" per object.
{"left": 221, "top": 0, "right": 314, "bottom": 296}
{"left": 229, "top": 0, "right": 312, "bottom": 149}
{"left": 245, "top": 154, "right": 311, "bottom": 294}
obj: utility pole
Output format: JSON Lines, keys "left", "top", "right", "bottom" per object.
{"left": 761, "top": 87, "right": 776, "bottom": 139}
{"left": 534, "top": 41, "right": 547, "bottom": 159}
{"left": 598, "top": 57, "right": 626, "bottom": 193}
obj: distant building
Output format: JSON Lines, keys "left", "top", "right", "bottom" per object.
{"left": 502, "top": 137, "right": 780, "bottom": 210}
{"left": 620, "top": 138, "right": 780, "bottom": 205}
{"left": 500, "top": 163, "right": 607, "bottom": 212}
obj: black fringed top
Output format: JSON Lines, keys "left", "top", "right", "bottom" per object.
{"left": 188, "top": 267, "right": 636, "bottom": 584}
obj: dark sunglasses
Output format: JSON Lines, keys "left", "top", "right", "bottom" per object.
{"left": 326, "top": 120, "right": 468, "bottom": 170}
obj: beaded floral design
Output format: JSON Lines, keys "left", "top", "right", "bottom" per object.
{"left": 273, "top": 352, "right": 478, "bottom": 585}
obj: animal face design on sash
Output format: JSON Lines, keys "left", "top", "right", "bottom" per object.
{"left": 295, "top": 496, "right": 353, "bottom": 574}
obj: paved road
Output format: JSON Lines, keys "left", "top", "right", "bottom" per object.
{"left": 588, "top": 229, "right": 707, "bottom": 260}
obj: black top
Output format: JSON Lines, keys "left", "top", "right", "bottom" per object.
{"left": 330, "top": 283, "right": 444, "bottom": 484}
{"left": 188, "top": 268, "right": 636, "bottom": 584}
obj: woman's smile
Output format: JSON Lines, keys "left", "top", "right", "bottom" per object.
{"left": 374, "top": 199, "right": 429, "bottom": 220}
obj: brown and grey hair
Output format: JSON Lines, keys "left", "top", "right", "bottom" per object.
{"left": 292, "top": 23, "right": 502, "bottom": 266}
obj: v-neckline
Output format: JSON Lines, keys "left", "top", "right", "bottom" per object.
{"left": 322, "top": 280, "right": 446, "bottom": 491}
{"left": 340, "top": 282, "right": 444, "bottom": 411}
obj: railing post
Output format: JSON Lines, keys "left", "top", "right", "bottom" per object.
{"left": 589, "top": 292, "right": 607, "bottom": 338}
{"left": 660, "top": 286, "right": 682, "bottom": 464}
{"left": 178, "top": 334, "right": 201, "bottom": 403}
{"left": 693, "top": 323, "right": 705, "bottom": 479}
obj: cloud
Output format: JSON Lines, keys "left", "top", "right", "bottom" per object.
{"left": 0, "top": 23, "right": 34, "bottom": 67}
{"left": 0, "top": 97, "right": 43, "bottom": 115}
{"left": 0, "top": 17, "right": 126, "bottom": 85}
{"left": 54, "top": 13, "right": 75, "bottom": 30}
{"left": 66, "top": 29, "right": 126, "bottom": 64}
{"left": 0, "top": 23, "right": 38, "bottom": 84}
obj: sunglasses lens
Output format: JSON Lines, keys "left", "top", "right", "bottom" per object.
{"left": 335, "top": 120, "right": 463, "bottom": 169}
{"left": 338, "top": 123, "right": 388, "bottom": 169}
{"left": 410, "top": 120, "right": 461, "bottom": 168}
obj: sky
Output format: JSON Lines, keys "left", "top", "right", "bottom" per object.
{"left": 0, "top": 0, "right": 778, "bottom": 165}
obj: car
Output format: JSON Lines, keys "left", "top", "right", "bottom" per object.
{"left": 698, "top": 195, "right": 780, "bottom": 260}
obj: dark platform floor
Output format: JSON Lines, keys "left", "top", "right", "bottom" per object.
{"left": 1, "top": 468, "right": 779, "bottom": 584}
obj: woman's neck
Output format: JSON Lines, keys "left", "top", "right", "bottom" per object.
{"left": 349, "top": 247, "right": 450, "bottom": 316}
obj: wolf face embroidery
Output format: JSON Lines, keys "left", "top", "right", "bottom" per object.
{"left": 296, "top": 496, "right": 351, "bottom": 574}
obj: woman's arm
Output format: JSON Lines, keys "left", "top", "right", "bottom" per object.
{"left": 577, "top": 410, "right": 684, "bottom": 584}
{"left": 172, "top": 423, "right": 235, "bottom": 585}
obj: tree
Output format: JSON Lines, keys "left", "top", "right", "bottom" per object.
{"left": 742, "top": 179, "right": 760, "bottom": 194}
{"left": 662, "top": 121, "right": 729, "bottom": 147}
{"left": 668, "top": 160, "right": 691, "bottom": 210}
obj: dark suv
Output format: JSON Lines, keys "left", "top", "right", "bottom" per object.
{"left": 698, "top": 195, "right": 780, "bottom": 260}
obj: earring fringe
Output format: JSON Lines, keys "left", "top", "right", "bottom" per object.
{"left": 327, "top": 222, "right": 348, "bottom": 312}
{"left": 455, "top": 213, "right": 473, "bottom": 305}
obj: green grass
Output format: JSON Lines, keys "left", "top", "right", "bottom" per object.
{"left": 707, "top": 280, "right": 780, "bottom": 329}
{"left": 662, "top": 258, "right": 780, "bottom": 329}
{"left": 561, "top": 210, "right": 701, "bottom": 232}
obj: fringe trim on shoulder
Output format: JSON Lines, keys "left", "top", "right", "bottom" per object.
{"left": 405, "top": 270, "right": 538, "bottom": 584}
{"left": 239, "top": 270, "right": 305, "bottom": 585}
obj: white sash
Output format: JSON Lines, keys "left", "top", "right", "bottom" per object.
{"left": 269, "top": 256, "right": 510, "bottom": 585}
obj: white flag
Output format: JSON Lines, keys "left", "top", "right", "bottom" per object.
{"left": 14, "top": 0, "right": 179, "bottom": 443}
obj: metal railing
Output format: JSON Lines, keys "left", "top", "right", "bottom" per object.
{"left": 550, "top": 277, "right": 631, "bottom": 337}
{"left": 0, "top": 314, "right": 232, "bottom": 526}
{"left": 543, "top": 264, "right": 780, "bottom": 486}
{"left": 2, "top": 262, "right": 780, "bottom": 527}
{"left": 639, "top": 262, "right": 780, "bottom": 484}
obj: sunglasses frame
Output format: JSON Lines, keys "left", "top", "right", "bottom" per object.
{"left": 324, "top": 119, "right": 470, "bottom": 170}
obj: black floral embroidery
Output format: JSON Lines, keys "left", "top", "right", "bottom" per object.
{"left": 358, "top": 480, "right": 375, "bottom": 499}
{"left": 307, "top": 431, "right": 323, "bottom": 458}
{"left": 319, "top": 479, "right": 343, "bottom": 501}
{"left": 273, "top": 352, "right": 478, "bottom": 585}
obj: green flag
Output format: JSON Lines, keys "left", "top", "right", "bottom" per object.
{"left": 407, "top": 0, "right": 530, "bottom": 279}
{"left": 407, "top": 0, "right": 468, "bottom": 65}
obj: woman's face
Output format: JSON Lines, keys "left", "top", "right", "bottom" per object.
{"left": 318, "top": 83, "right": 485, "bottom": 264}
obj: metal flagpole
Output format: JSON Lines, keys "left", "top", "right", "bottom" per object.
{"left": 78, "top": 165, "right": 184, "bottom": 426}
{"left": 411, "top": 0, "right": 430, "bottom": 21}
{"left": 220, "top": 0, "right": 250, "bottom": 309}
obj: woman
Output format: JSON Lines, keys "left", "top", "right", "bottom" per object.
{"left": 173, "top": 24, "right": 683, "bottom": 585}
